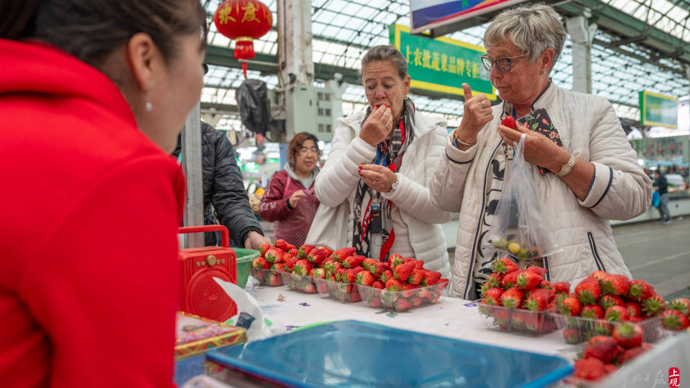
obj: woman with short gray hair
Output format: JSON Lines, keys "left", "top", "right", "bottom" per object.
{"left": 430, "top": 3, "right": 652, "bottom": 299}
{"left": 310, "top": 45, "right": 453, "bottom": 278}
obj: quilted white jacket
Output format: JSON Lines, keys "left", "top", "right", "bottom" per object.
{"left": 312, "top": 110, "right": 454, "bottom": 278}
{"left": 430, "top": 83, "right": 652, "bottom": 299}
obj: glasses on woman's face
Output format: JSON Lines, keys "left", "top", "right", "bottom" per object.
{"left": 299, "top": 147, "right": 319, "bottom": 156}
{"left": 480, "top": 54, "right": 528, "bottom": 73}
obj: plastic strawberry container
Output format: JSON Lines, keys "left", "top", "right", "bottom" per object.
{"left": 279, "top": 272, "right": 317, "bottom": 294}
{"left": 476, "top": 302, "right": 558, "bottom": 336}
{"left": 550, "top": 314, "right": 663, "bottom": 344}
{"left": 249, "top": 267, "right": 284, "bottom": 287}
{"left": 314, "top": 278, "right": 361, "bottom": 303}
{"left": 356, "top": 283, "right": 448, "bottom": 312}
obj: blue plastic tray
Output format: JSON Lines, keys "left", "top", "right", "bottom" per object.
{"left": 205, "top": 320, "right": 572, "bottom": 388}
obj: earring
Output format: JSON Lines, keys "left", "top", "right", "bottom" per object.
{"left": 145, "top": 79, "right": 153, "bottom": 112}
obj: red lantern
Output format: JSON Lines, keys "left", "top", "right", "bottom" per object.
{"left": 213, "top": 0, "right": 273, "bottom": 78}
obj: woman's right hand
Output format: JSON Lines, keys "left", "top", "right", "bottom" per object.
{"left": 454, "top": 83, "right": 493, "bottom": 148}
{"left": 289, "top": 190, "right": 307, "bottom": 208}
{"left": 359, "top": 105, "right": 393, "bottom": 146}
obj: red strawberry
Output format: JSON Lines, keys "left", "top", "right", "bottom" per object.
{"left": 575, "top": 277, "right": 601, "bottom": 305}
{"left": 421, "top": 271, "right": 442, "bottom": 286}
{"left": 599, "top": 295, "right": 624, "bottom": 311}
{"left": 660, "top": 310, "right": 690, "bottom": 331}
{"left": 563, "top": 327, "right": 583, "bottom": 344}
{"left": 485, "top": 287, "right": 504, "bottom": 301}
{"left": 298, "top": 245, "right": 315, "bottom": 258}
{"left": 581, "top": 304, "right": 604, "bottom": 319}
{"left": 584, "top": 336, "right": 620, "bottom": 364}
{"left": 269, "top": 273, "right": 283, "bottom": 286}
{"left": 539, "top": 280, "right": 553, "bottom": 290}
{"left": 493, "top": 257, "right": 518, "bottom": 275}
{"left": 501, "top": 116, "right": 516, "bottom": 129}
{"left": 526, "top": 266, "right": 547, "bottom": 277}
{"left": 401, "top": 283, "right": 418, "bottom": 298}
{"left": 343, "top": 255, "right": 366, "bottom": 269}
{"left": 333, "top": 247, "right": 357, "bottom": 262}
{"left": 605, "top": 305, "right": 629, "bottom": 323}
{"left": 604, "top": 364, "right": 618, "bottom": 374}
{"left": 370, "top": 296, "right": 382, "bottom": 308}
{"left": 258, "top": 243, "right": 271, "bottom": 256}
{"left": 624, "top": 301, "right": 643, "bottom": 318}
{"left": 437, "top": 278, "right": 449, "bottom": 290}
{"left": 319, "top": 246, "right": 334, "bottom": 257}
{"left": 486, "top": 272, "right": 503, "bottom": 288}
{"left": 410, "top": 296, "right": 424, "bottom": 307}
{"left": 311, "top": 268, "right": 326, "bottom": 279}
{"left": 479, "top": 282, "right": 492, "bottom": 298}
{"left": 388, "top": 254, "right": 405, "bottom": 269}
{"left": 303, "top": 283, "right": 317, "bottom": 293}
{"left": 668, "top": 298, "right": 690, "bottom": 316}
{"left": 272, "top": 263, "right": 286, "bottom": 272}
{"left": 516, "top": 270, "right": 543, "bottom": 291}
{"left": 380, "top": 270, "right": 394, "bottom": 284}
{"left": 524, "top": 288, "right": 551, "bottom": 311}
{"left": 590, "top": 270, "right": 608, "bottom": 282}
{"left": 627, "top": 279, "right": 655, "bottom": 302}
{"left": 500, "top": 287, "right": 523, "bottom": 309}
{"left": 306, "top": 247, "right": 328, "bottom": 265}
{"left": 293, "top": 259, "right": 311, "bottom": 276}
{"left": 252, "top": 257, "right": 267, "bottom": 269}
{"left": 264, "top": 248, "right": 284, "bottom": 264}
{"left": 317, "top": 280, "right": 329, "bottom": 294}
{"left": 613, "top": 323, "right": 644, "bottom": 349}
{"left": 385, "top": 278, "right": 402, "bottom": 291}
{"left": 371, "top": 280, "right": 384, "bottom": 289}
{"left": 362, "top": 258, "right": 377, "bottom": 272}
{"left": 274, "top": 239, "right": 291, "bottom": 252}
{"left": 393, "top": 261, "right": 415, "bottom": 282}
{"left": 553, "top": 282, "right": 571, "bottom": 294}
{"left": 573, "top": 358, "right": 607, "bottom": 381}
{"left": 641, "top": 294, "right": 666, "bottom": 317}
{"left": 356, "top": 271, "right": 376, "bottom": 286}
{"left": 395, "top": 298, "right": 412, "bottom": 312}
{"left": 413, "top": 260, "right": 424, "bottom": 270}
{"left": 600, "top": 274, "right": 630, "bottom": 296}
{"left": 278, "top": 254, "right": 290, "bottom": 264}
{"left": 286, "top": 256, "right": 299, "bottom": 271}
{"left": 288, "top": 248, "right": 299, "bottom": 257}
{"left": 502, "top": 269, "right": 525, "bottom": 288}
{"left": 408, "top": 269, "right": 425, "bottom": 286}
{"left": 619, "top": 346, "right": 647, "bottom": 364}
{"left": 559, "top": 296, "right": 582, "bottom": 316}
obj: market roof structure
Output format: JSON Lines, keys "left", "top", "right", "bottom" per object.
{"left": 200, "top": 0, "right": 690, "bottom": 131}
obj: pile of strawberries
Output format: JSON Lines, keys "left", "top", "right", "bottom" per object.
{"left": 250, "top": 240, "right": 449, "bottom": 311}
{"left": 477, "top": 258, "right": 563, "bottom": 335}
{"left": 554, "top": 271, "right": 665, "bottom": 344}
{"left": 660, "top": 297, "right": 690, "bottom": 332}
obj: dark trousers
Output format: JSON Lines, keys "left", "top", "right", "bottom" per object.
{"left": 658, "top": 193, "right": 671, "bottom": 222}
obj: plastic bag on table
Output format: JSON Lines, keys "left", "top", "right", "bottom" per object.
{"left": 213, "top": 277, "right": 286, "bottom": 342}
{"left": 486, "top": 133, "right": 561, "bottom": 260}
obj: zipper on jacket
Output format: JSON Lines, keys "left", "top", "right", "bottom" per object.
{"left": 463, "top": 140, "right": 504, "bottom": 299}
{"left": 587, "top": 232, "right": 606, "bottom": 271}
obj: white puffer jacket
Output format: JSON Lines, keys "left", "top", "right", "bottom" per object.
{"left": 430, "top": 83, "right": 653, "bottom": 299}
{"left": 313, "top": 110, "right": 454, "bottom": 278}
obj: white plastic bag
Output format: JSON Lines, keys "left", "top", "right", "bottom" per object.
{"left": 487, "top": 134, "right": 561, "bottom": 260}
{"left": 213, "top": 277, "right": 286, "bottom": 342}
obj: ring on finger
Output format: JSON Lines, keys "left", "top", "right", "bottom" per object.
{"left": 481, "top": 100, "right": 486, "bottom": 108}
{"left": 385, "top": 123, "right": 390, "bottom": 130}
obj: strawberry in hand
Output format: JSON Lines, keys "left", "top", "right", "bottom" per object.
{"left": 501, "top": 116, "right": 517, "bottom": 129}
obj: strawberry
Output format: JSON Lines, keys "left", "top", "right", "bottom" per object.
{"left": 669, "top": 298, "right": 690, "bottom": 316}
{"left": 516, "top": 270, "right": 543, "bottom": 291}
{"left": 581, "top": 304, "right": 604, "bottom": 319}
{"left": 370, "top": 296, "right": 382, "bottom": 308}
{"left": 380, "top": 270, "right": 394, "bottom": 284}
{"left": 594, "top": 321, "right": 613, "bottom": 336}
{"left": 486, "top": 272, "right": 503, "bottom": 288}
{"left": 269, "top": 273, "right": 283, "bottom": 286}
{"left": 493, "top": 257, "right": 518, "bottom": 275}
{"left": 395, "top": 298, "right": 412, "bottom": 312}
{"left": 303, "top": 283, "right": 317, "bottom": 293}
{"left": 660, "top": 310, "right": 690, "bottom": 331}
{"left": 559, "top": 296, "right": 582, "bottom": 316}
{"left": 278, "top": 254, "right": 289, "bottom": 264}
{"left": 286, "top": 256, "right": 299, "bottom": 271}
{"left": 624, "top": 301, "right": 643, "bottom": 318}
{"left": 524, "top": 288, "right": 551, "bottom": 311}
{"left": 539, "top": 280, "right": 553, "bottom": 290}
{"left": 272, "top": 262, "right": 286, "bottom": 271}
{"left": 627, "top": 279, "right": 655, "bottom": 302}
{"left": 502, "top": 269, "right": 525, "bottom": 288}
{"left": 421, "top": 271, "right": 442, "bottom": 286}
{"left": 252, "top": 257, "right": 267, "bottom": 269}
{"left": 385, "top": 278, "right": 402, "bottom": 291}
{"left": 258, "top": 243, "right": 271, "bottom": 256}
{"left": 575, "top": 277, "right": 601, "bottom": 305}
{"left": 346, "top": 267, "right": 364, "bottom": 283}
{"left": 388, "top": 254, "right": 405, "bottom": 269}
{"left": 641, "top": 294, "right": 666, "bottom": 317}
{"left": 584, "top": 336, "right": 620, "bottom": 364}
{"left": 264, "top": 248, "right": 284, "bottom": 264}
{"left": 501, "top": 116, "right": 516, "bottom": 129}
{"left": 500, "top": 287, "right": 523, "bottom": 309}
{"left": 371, "top": 280, "right": 384, "bottom": 289}
{"left": 274, "top": 239, "right": 291, "bottom": 252}
{"left": 343, "top": 255, "right": 366, "bottom": 269}
{"left": 408, "top": 269, "right": 425, "bottom": 286}
{"left": 317, "top": 280, "right": 329, "bottom": 294}
{"left": 485, "top": 287, "right": 504, "bottom": 301}
{"left": 293, "top": 259, "right": 311, "bottom": 276}
{"left": 553, "top": 282, "right": 571, "bottom": 294}
{"left": 410, "top": 296, "right": 424, "bottom": 307}
{"left": 298, "top": 245, "right": 315, "bottom": 258}
{"left": 437, "top": 278, "right": 450, "bottom": 290}
{"left": 311, "top": 268, "right": 326, "bottom": 279}
{"left": 479, "top": 282, "right": 492, "bottom": 298}
{"left": 590, "top": 270, "right": 608, "bottom": 282}
{"left": 323, "top": 260, "right": 341, "bottom": 275}
{"left": 526, "top": 266, "right": 547, "bottom": 277}
{"left": 393, "top": 261, "right": 415, "bottom": 282}
{"left": 288, "top": 248, "right": 299, "bottom": 257}
{"left": 563, "top": 327, "right": 583, "bottom": 344}
{"left": 604, "top": 364, "right": 618, "bottom": 374}
{"left": 600, "top": 273, "right": 630, "bottom": 296}
{"left": 599, "top": 295, "right": 624, "bottom": 311}
{"left": 605, "top": 306, "right": 629, "bottom": 323}
{"left": 413, "top": 260, "right": 424, "bottom": 270}
{"left": 332, "top": 247, "right": 357, "bottom": 262}
{"left": 619, "top": 346, "right": 647, "bottom": 365}
{"left": 319, "top": 246, "right": 334, "bottom": 257}
{"left": 369, "top": 261, "right": 386, "bottom": 276}
{"left": 356, "top": 271, "right": 376, "bottom": 286}
{"left": 401, "top": 283, "right": 418, "bottom": 298}
{"left": 573, "top": 358, "right": 607, "bottom": 381}
{"left": 362, "top": 258, "right": 377, "bottom": 272}
{"left": 613, "top": 322, "right": 643, "bottom": 349}
{"left": 306, "top": 247, "right": 328, "bottom": 265}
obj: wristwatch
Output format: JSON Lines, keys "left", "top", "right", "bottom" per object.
{"left": 390, "top": 174, "right": 400, "bottom": 192}
{"left": 555, "top": 154, "right": 576, "bottom": 177}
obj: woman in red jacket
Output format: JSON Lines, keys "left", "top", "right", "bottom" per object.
{"left": 0, "top": 0, "right": 206, "bottom": 387}
{"left": 260, "top": 133, "right": 321, "bottom": 247}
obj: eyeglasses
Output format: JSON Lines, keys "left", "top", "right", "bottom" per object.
{"left": 480, "top": 54, "right": 528, "bottom": 73}
{"left": 299, "top": 147, "right": 320, "bottom": 155}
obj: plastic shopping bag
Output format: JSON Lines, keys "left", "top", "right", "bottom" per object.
{"left": 487, "top": 133, "right": 561, "bottom": 260}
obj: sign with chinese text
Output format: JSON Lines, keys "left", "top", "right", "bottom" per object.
{"left": 410, "top": 0, "right": 527, "bottom": 34}
{"left": 640, "top": 90, "right": 678, "bottom": 128}
{"left": 390, "top": 24, "right": 496, "bottom": 100}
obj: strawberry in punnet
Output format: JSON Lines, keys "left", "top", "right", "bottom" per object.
{"left": 604, "top": 364, "right": 618, "bottom": 374}
{"left": 311, "top": 268, "right": 326, "bottom": 279}
{"left": 641, "top": 294, "right": 666, "bottom": 317}
{"left": 347, "top": 267, "right": 365, "bottom": 283}
{"left": 559, "top": 296, "right": 582, "bottom": 316}
{"left": 486, "top": 272, "right": 503, "bottom": 288}
{"left": 388, "top": 254, "right": 405, "bottom": 269}
{"left": 526, "top": 266, "right": 548, "bottom": 277}
{"left": 385, "top": 278, "right": 402, "bottom": 291}
{"left": 501, "top": 116, "right": 516, "bottom": 129}
{"left": 605, "top": 305, "right": 629, "bottom": 323}
{"left": 272, "top": 263, "right": 286, "bottom": 272}
{"left": 332, "top": 247, "right": 356, "bottom": 262}
{"left": 624, "top": 301, "right": 643, "bottom": 318}
{"left": 660, "top": 310, "right": 690, "bottom": 331}
{"left": 613, "top": 322, "right": 644, "bottom": 349}
{"left": 395, "top": 298, "right": 412, "bottom": 312}
{"left": 252, "top": 257, "right": 267, "bottom": 269}
{"left": 380, "top": 270, "right": 394, "bottom": 284}
{"left": 286, "top": 256, "right": 300, "bottom": 271}
{"left": 479, "top": 282, "right": 492, "bottom": 298}
{"left": 485, "top": 287, "right": 504, "bottom": 304}
{"left": 502, "top": 269, "right": 524, "bottom": 288}
{"left": 599, "top": 295, "right": 624, "bottom": 311}
{"left": 627, "top": 279, "right": 655, "bottom": 302}
{"left": 306, "top": 247, "right": 328, "bottom": 265}
{"left": 581, "top": 304, "right": 604, "bottom": 319}
{"left": 269, "top": 273, "right": 283, "bottom": 286}
{"left": 584, "top": 336, "right": 621, "bottom": 364}
{"left": 298, "top": 244, "right": 315, "bottom": 258}
{"left": 401, "top": 283, "right": 418, "bottom": 298}
{"left": 343, "top": 255, "right": 366, "bottom": 269}
{"left": 258, "top": 243, "right": 271, "bottom": 256}
{"left": 421, "top": 270, "right": 442, "bottom": 286}
{"left": 318, "top": 246, "right": 333, "bottom": 257}
{"left": 371, "top": 280, "right": 385, "bottom": 289}
{"left": 619, "top": 346, "right": 647, "bottom": 365}
{"left": 413, "top": 260, "right": 424, "bottom": 270}
{"left": 437, "top": 278, "right": 449, "bottom": 290}
{"left": 274, "top": 239, "right": 291, "bottom": 252}
{"left": 493, "top": 257, "right": 518, "bottom": 275}
{"left": 573, "top": 358, "right": 607, "bottom": 381}
{"left": 288, "top": 248, "right": 299, "bottom": 257}
{"left": 410, "top": 296, "right": 424, "bottom": 307}
{"left": 408, "top": 269, "right": 425, "bottom": 286}
{"left": 393, "top": 261, "right": 415, "bottom": 282}
{"left": 293, "top": 259, "right": 311, "bottom": 276}
{"left": 264, "top": 248, "right": 284, "bottom": 264}
{"left": 317, "top": 280, "right": 329, "bottom": 294}
{"left": 563, "top": 327, "right": 583, "bottom": 344}
{"left": 356, "top": 271, "right": 376, "bottom": 286}
{"left": 524, "top": 288, "right": 551, "bottom": 311}
{"left": 600, "top": 273, "right": 630, "bottom": 296}
{"left": 668, "top": 298, "right": 690, "bottom": 316}
{"left": 575, "top": 276, "right": 601, "bottom": 305}
{"left": 589, "top": 270, "right": 608, "bottom": 282}
{"left": 539, "top": 280, "right": 553, "bottom": 290}
{"left": 280, "top": 254, "right": 290, "bottom": 264}
{"left": 362, "top": 258, "right": 377, "bottom": 272}
{"left": 500, "top": 286, "right": 524, "bottom": 309}
{"left": 553, "top": 282, "right": 571, "bottom": 295}
{"left": 516, "top": 270, "right": 543, "bottom": 291}
{"left": 370, "top": 261, "right": 387, "bottom": 276}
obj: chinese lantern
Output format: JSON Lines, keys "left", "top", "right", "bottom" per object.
{"left": 213, "top": 0, "right": 273, "bottom": 78}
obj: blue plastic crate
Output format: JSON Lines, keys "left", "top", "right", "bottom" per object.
{"left": 205, "top": 320, "right": 572, "bottom": 388}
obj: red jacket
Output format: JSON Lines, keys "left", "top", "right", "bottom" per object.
{"left": 0, "top": 39, "right": 185, "bottom": 387}
{"left": 259, "top": 170, "right": 319, "bottom": 247}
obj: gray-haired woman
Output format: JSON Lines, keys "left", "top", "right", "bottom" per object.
{"left": 430, "top": 4, "right": 652, "bottom": 299}
{"left": 310, "top": 45, "right": 453, "bottom": 277}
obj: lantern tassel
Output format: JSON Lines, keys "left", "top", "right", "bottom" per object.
{"left": 242, "top": 62, "right": 247, "bottom": 79}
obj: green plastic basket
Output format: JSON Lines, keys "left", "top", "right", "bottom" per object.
{"left": 232, "top": 248, "right": 260, "bottom": 289}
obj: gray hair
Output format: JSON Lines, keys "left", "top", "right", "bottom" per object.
{"left": 484, "top": 3, "right": 566, "bottom": 73}
{"left": 360, "top": 45, "right": 408, "bottom": 82}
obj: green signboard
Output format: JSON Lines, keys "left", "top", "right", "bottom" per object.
{"left": 639, "top": 90, "right": 678, "bottom": 128}
{"left": 390, "top": 24, "right": 496, "bottom": 100}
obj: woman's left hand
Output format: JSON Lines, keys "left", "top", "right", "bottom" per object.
{"left": 359, "top": 164, "right": 397, "bottom": 193}
{"left": 497, "top": 122, "right": 569, "bottom": 173}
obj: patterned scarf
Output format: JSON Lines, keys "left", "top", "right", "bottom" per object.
{"left": 352, "top": 98, "right": 415, "bottom": 261}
